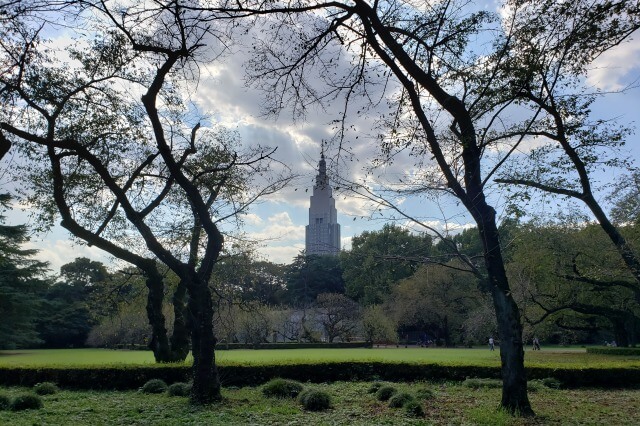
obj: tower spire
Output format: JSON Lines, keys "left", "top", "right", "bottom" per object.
{"left": 305, "top": 145, "right": 340, "bottom": 255}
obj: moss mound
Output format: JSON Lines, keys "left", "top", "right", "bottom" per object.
{"left": 10, "top": 394, "right": 43, "bottom": 411}
{"left": 262, "top": 378, "right": 304, "bottom": 399}
{"left": 34, "top": 381, "right": 59, "bottom": 395}
{"left": 140, "top": 379, "right": 168, "bottom": 394}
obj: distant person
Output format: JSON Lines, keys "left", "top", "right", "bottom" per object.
{"left": 489, "top": 336, "right": 495, "bottom": 351}
{"left": 533, "top": 337, "right": 540, "bottom": 351}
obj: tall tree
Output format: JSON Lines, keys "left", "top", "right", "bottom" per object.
{"left": 493, "top": 0, "right": 640, "bottom": 290}
{"left": 285, "top": 253, "right": 345, "bottom": 305}
{"left": 219, "top": 0, "right": 534, "bottom": 413}
{"left": 0, "top": 1, "right": 290, "bottom": 403}
{"left": 341, "top": 224, "right": 432, "bottom": 304}
{"left": 0, "top": 194, "right": 49, "bottom": 349}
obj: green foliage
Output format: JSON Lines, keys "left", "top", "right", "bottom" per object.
{"left": 388, "top": 392, "right": 414, "bottom": 408}
{"left": 167, "top": 382, "right": 191, "bottom": 397}
{"left": 540, "top": 377, "right": 562, "bottom": 389}
{"left": 140, "top": 379, "right": 168, "bottom": 394}
{"left": 341, "top": 224, "right": 432, "bottom": 305}
{"left": 463, "top": 378, "right": 502, "bottom": 389}
{"left": 361, "top": 305, "right": 398, "bottom": 345}
{"left": 285, "top": 254, "right": 344, "bottom": 305}
{"left": 0, "top": 394, "right": 10, "bottom": 410}
{"left": 367, "top": 382, "right": 384, "bottom": 394}
{"left": 415, "top": 386, "right": 436, "bottom": 400}
{"left": 587, "top": 347, "right": 640, "bottom": 356}
{"left": 375, "top": 385, "right": 397, "bottom": 401}
{"left": 33, "top": 382, "right": 58, "bottom": 395}
{"left": 299, "top": 389, "right": 331, "bottom": 411}
{"left": 10, "top": 393, "right": 43, "bottom": 411}
{"left": 403, "top": 400, "right": 425, "bottom": 418}
{"left": 0, "top": 194, "right": 49, "bottom": 349}
{"left": 261, "top": 379, "right": 304, "bottom": 398}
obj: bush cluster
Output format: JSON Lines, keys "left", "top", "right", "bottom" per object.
{"left": 298, "top": 389, "right": 332, "bottom": 411}
{"left": 0, "top": 394, "right": 10, "bottom": 410}
{"left": 375, "top": 385, "right": 397, "bottom": 401}
{"left": 167, "top": 382, "right": 191, "bottom": 397}
{"left": 34, "top": 382, "right": 59, "bottom": 395}
{"left": 415, "top": 386, "right": 435, "bottom": 400}
{"left": 404, "top": 400, "right": 425, "bottom": 417}
{"left": 388, "top": 392, "right": 414, "bottom": 408}
{"left": 140, "top": 379, "right": 168, "bottom": 394}
{"left": 10, "top": 394, "right": 43, "bottom": 411}
{"left": 261, "top": 378, "right": 304, "bottom": 398}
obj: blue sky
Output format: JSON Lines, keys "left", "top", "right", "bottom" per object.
{"left": 2, "top": 2, "right": 639, "bottom": 274}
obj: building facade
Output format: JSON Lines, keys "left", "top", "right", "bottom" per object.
{"left": 305, "top": 153, "right": 341, "bottom": 255}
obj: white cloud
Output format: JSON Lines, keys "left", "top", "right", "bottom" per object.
{"left": 24, "top": 239, "right": 111, "bottom": 275}
{"left": 587, "top": 38, "right": 640, "bottom": 91}
{"left": 242, "top": 213, "right": 263, "bottom": 226}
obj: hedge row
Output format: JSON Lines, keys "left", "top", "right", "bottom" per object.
{"left": 586, "top": 347, "right": 640, "bottom": 356}
{"left": 1, "top": 362, "right": 639, "bottom": 389}
{"left": 109, "top": 342, "right": 372, "bottom": 351}
{"left": 215, "top": 342, "right": 373, "bottom": 350}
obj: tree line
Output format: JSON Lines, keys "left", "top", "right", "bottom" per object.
{"left": 4, "top": 217, "right": 638, "bottom": 351}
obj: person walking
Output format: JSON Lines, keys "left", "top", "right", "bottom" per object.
{"left": 533, "top": 336, "right": 540, "bottom": 351}
{"left": 489, "top": 336, "right": 495, "bottom": 351}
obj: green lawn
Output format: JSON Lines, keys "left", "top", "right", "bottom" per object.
{"left": 1, "top": 380, "right": 639, "bottom": 425}
{"left": 1, "top": 346, "right": 639, "bottom": 369}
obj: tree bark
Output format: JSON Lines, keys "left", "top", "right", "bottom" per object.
{"left": 169, "top": 279, "right": 190, "bottom": 361}
{"left": 475, "top": 204, "right": 533, "bottom": 415}
{"left": 144, "top": 266, "right": 173, "bottom": 362}
{"left": 187, "top": 272, "right": 221, "bottom": 404}
{"left": 0, "top": 131, "right": 10, "bottom": 161}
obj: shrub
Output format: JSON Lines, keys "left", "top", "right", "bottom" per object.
{"left": 527, "top": 380, "right": 542, "bottom": 392}
{"left": 167, "top": 382, "right": 191, "bottom": 397}
{"left": 375, "top": 385, "right": 397, "bottom": 401}
{"left": 541, "top": 377, "right": 562, "bottom": 389}
{"left": 587, "top": 347, "right": 640, "bottom": 356}
{"left": 367, "top": 382, "right": 385, "bottom": 394}
{"left": 140, "top": 379, "right": 168, "bottom": 394}
{"left": 299, "top": 389, "right": 331, "bottom": 411}
{"left": 388, "top": 392, "right": 414, "bottom": 408}
{"left": 10, "top": 394, "right": 43, "bottom": 411}
{"left": 34, "top": 382, "right": 59, "bottom": 395}
{"left": 462, "top": 378, "right": 502, "bottom": 389}
{"left": 0, "top": 394, "right": 10, "bottom": 410}
{"left": 404, "top": 400, "right": 425, "bottom": 417}
{"left": 415, "top": 387, "right": 436, "bottom": 400}
{"left": 262, "top": 378, "right": 304, "bottom": 398}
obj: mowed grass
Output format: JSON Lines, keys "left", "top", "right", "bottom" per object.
{"left": 1, "top": 381, "right": 640, "bottom": 425}
{"left": 1, "top": 346, "right": 640, "bottom": 369}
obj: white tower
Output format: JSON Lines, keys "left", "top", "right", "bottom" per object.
{"left": 305, "top": 152, "right": 341, "bottom": 255}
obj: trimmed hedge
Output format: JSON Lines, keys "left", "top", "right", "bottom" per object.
{"left": 587, "top": 347, "right": 640, "bottom": 356}
{"left": 215, "top": 342, "right": 372, "bottom": 350}
{"left": 1, "top": 362, "right": 639, "bottom": 389}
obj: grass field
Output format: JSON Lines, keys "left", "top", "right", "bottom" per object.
{"left": 1, "top": 346, "right": 640, "bottom": 369}
{"left": 1, "top": 380, "right": 639, "bottom": 425}
{"left": 2, "top": 348, "right": 639, "bottom": 424}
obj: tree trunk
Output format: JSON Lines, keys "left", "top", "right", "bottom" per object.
{"left": 144, "top": 267, "right": 173, "bottom": 363}
{"left": 476, "top": 206, "right": 533, "bottom": 416}
{"left": 0, "top": 132, "right": 10, "bottom": 161}
{"left": 169, "top": 280, "right": 190, "bottom": 361}
{"left": 187, "top": 273, "right": 221, "bottom": 404}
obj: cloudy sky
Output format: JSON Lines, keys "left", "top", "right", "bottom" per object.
{"left": 2, "top": 1, "right": 640, "bottom": 274}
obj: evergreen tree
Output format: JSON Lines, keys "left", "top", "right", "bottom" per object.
{"left": 0, "top": 194, "right": 49, "bottom": 349}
